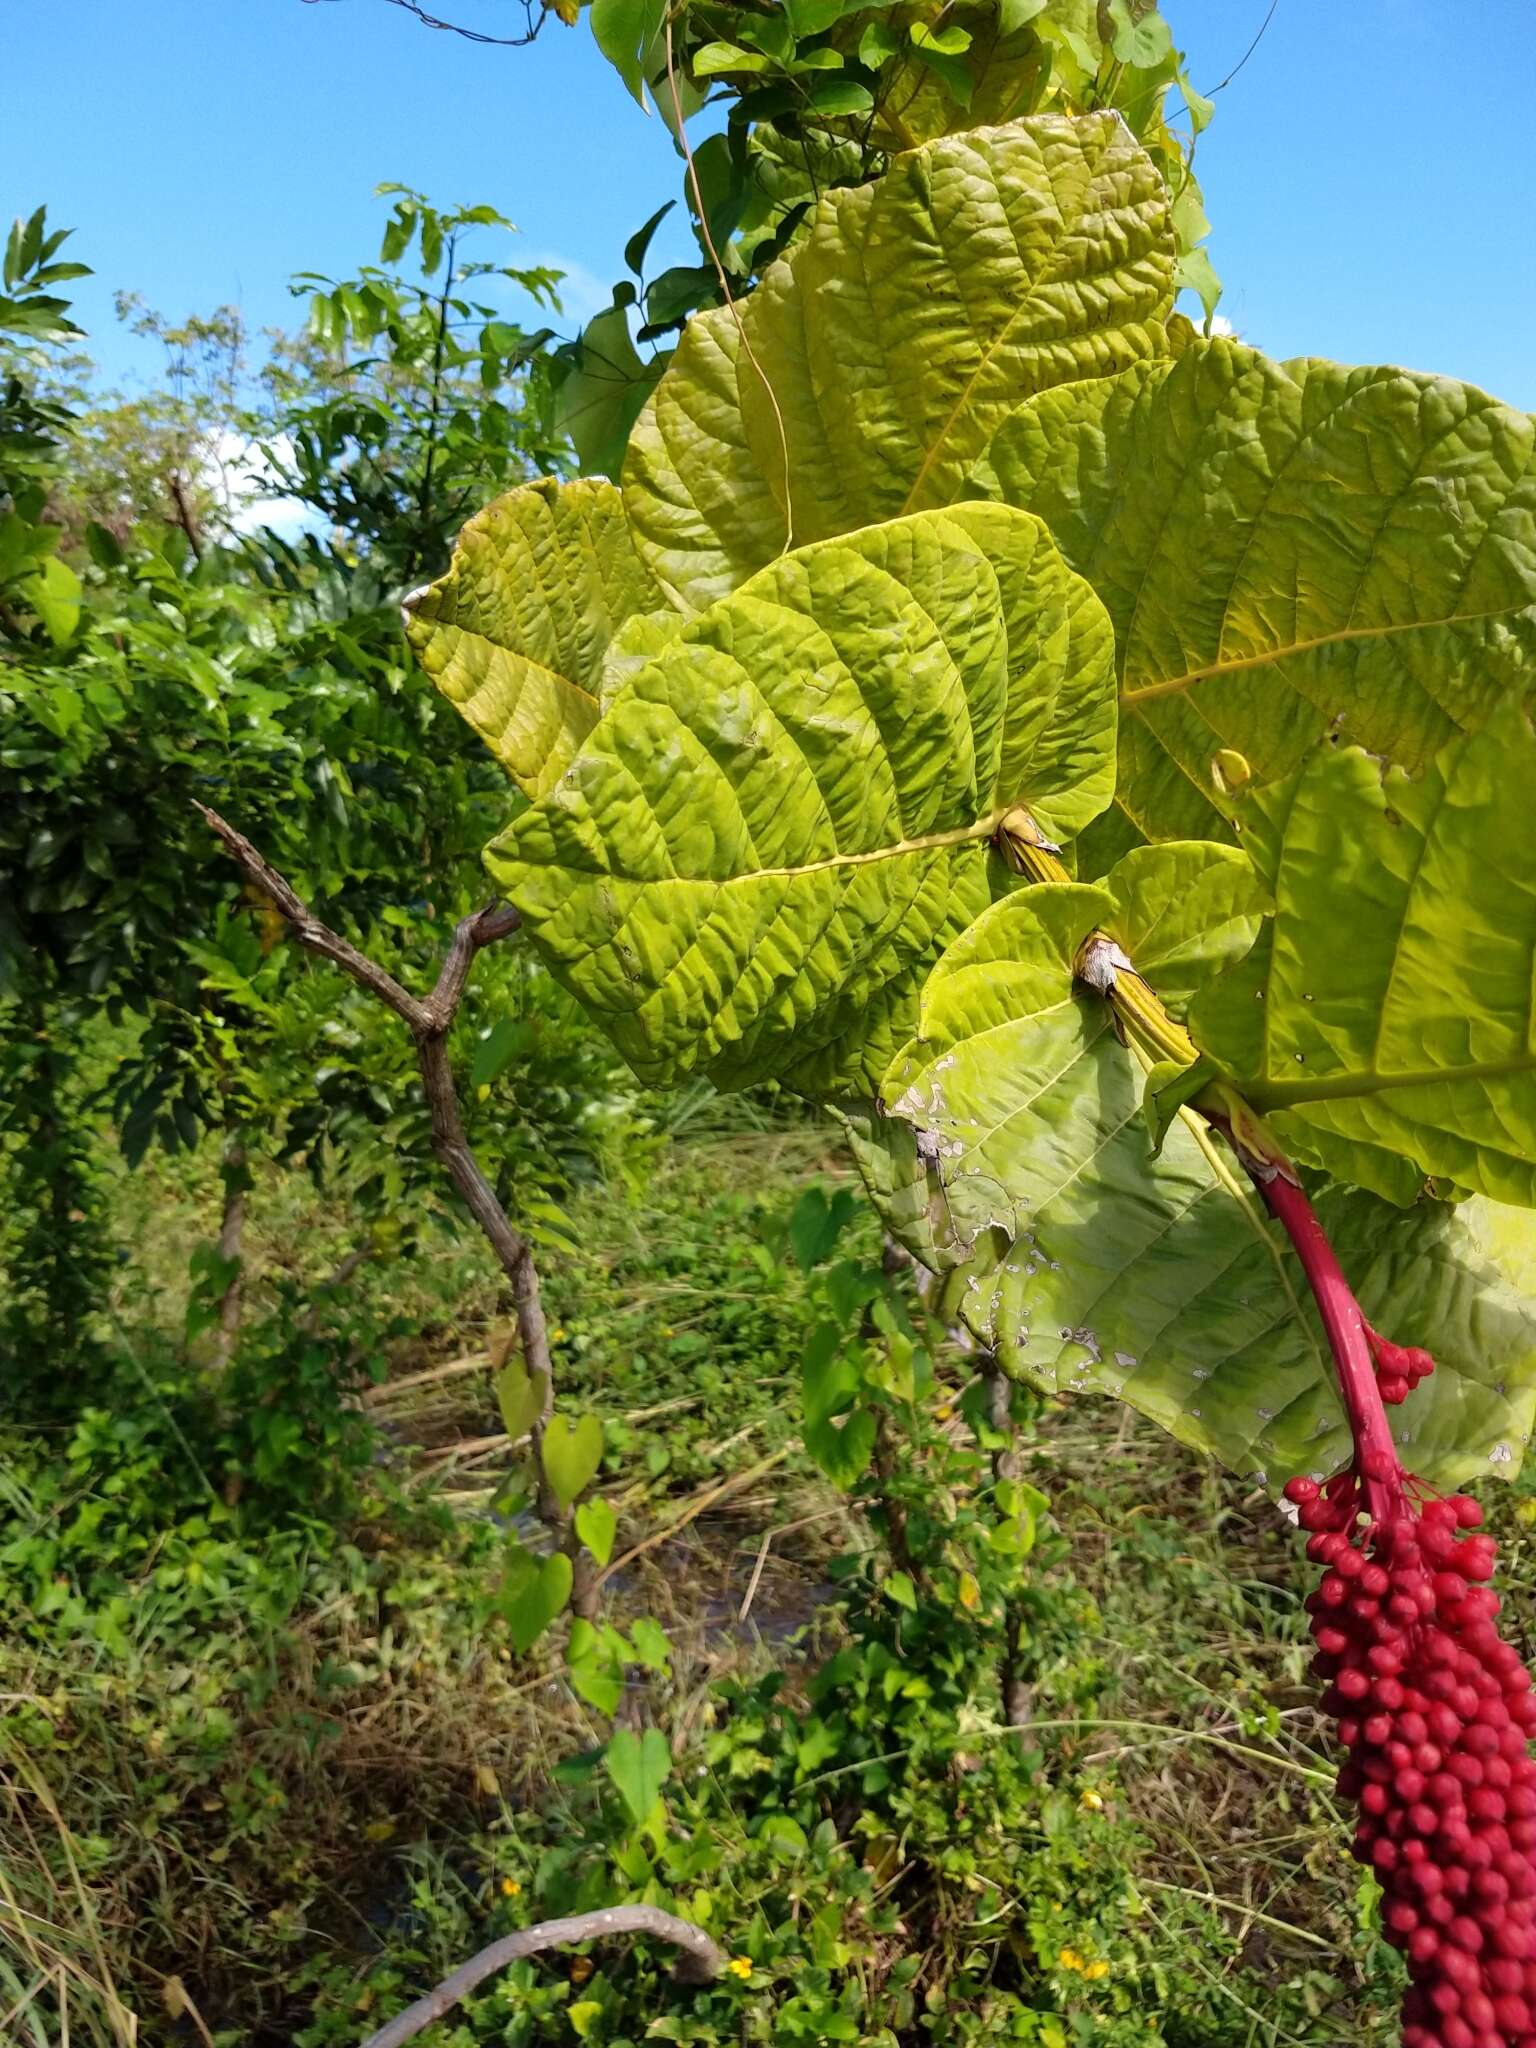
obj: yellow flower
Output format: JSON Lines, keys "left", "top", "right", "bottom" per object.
{"left": 934, "top": 1404, "right": 954, "bottom": 1423}
{"left": 550, "top": 1327, "right": 567, "bottom": 1344}
{"left": 1057, "top": 1947, "right": 1084, "bottom": 1973}
{"left": 500, "top": 1878, "right": 521, "bottom": 1897}
{"left": 1084, "top": 1959, "right": 1110, "bottom": 1981}
{"left": 727, "top": 1956, "right": 753, "bottom": 1980}
{"left": 1079, "top": 1786, "right": 1104, "bottom": 1812}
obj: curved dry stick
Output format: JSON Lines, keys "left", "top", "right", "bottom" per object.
{"left": 359, "top": 1905, "right": 726, "bottom": 2048}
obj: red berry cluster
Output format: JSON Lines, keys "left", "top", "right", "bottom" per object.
{"left": 1368, "top": 1326, "right": 1436, "bottom": 1408}
{"left": 1288, "top": 1470, "right": 1536, "bottom": 2047}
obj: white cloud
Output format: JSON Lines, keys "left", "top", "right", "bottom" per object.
{"left": 520, "top": 253, "right": 612, "bottom": 332}
{"left": 209, "top": 430, "right": 318, "bottom": 542}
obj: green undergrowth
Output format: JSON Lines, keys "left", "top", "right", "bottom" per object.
{"left": 8, "top": 1125, "right": 1534, "bottom": 2046}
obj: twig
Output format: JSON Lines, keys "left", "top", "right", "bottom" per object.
{"left": 168, "top": 471, "right": 204, "bottom": 561}
{"left": 598, "top": 1442, "right": 798, "bottom": 1587}
{"left": 359, "top": 1906, "right": 724, "bottom": 2048}
{"left": 738, "top": 1505, "right": 844, "bottom": 1623}
{"left": 302, "top": 0, "right": 546, "bottom": 48}
{"left": 1205, "top": 0, "right": 1280, "bottom": 95}
{"left": 364, "top": 1350, "right": 492, "bottom": 1402}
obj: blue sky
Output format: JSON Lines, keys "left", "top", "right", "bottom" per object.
{"left": 3, "top": 0, "right": 1533, "bottom": 408}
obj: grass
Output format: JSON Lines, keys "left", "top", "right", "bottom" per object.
{"left": 10, "top": 1104, "right": 1535, "bottom": 2044}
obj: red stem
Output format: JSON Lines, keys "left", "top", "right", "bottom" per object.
{"left": 1254, "top": 1171, "right": 1405, "bottom": 1526}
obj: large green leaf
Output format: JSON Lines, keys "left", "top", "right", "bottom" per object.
{"left": 488, "top": 503, "right": 1116, "bottom": 1093}
{"left": 404, "top": 476, "right": 664, "bottom": 800}
{"left": 623, "top": 112, "right": 1176, "bottom": 613}
{"left": 1190, "top": 703, "right": 1536, "bottom": 1209}
{"left": 857, "top": 862, "right": 1536, "bottom": 1485}
{"left": 976, "top": 338, "right": 1536, "bottom": 845}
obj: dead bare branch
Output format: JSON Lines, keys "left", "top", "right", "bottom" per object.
{"left": 359, "top": 1906, "right": 725, "bottom": 2048}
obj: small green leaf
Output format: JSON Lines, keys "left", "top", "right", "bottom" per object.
{"left": 805, "top": 1407, "right": 877, "bottom": 1489}
{"left": 999, "top": 0, "right": 1048, "bottom": 30}
{"left": 788, "top": 1186, "right": 857, "bottom": 1270}
{"left": 501, "top": 1550, "right": 573, "bottom": 1653}
{"left": 802, "top": 77, "right": 873, "bottom": 114}
{"left": 567, "top": 1618, "right": 626, "bottom": 1713}
{"left": 569, "top": 2001, "right": 604, "bottom": 2038}
{"left": 884, "top": 1571, "right": 917, "bottom": 1612}
{"left": 542, "top": 1412, "right": 604, "bottom": 1509}
{"left": 575, "top": 1497, "right": 617, "bottom": 1566}
{"left": 495, "top": 1357, "right": 545, "bottom": 1442}
{"left": 590, "top": 0, "right": 666, "bottom": 104}
{"left": 471, "top": 1017, "right": 524, "bottom": 1089}
{"left": 1106, "top": 0, "right": 1173, "bottom": 66}
{"left": 1179, "top": 70, "right": 1215, "bottom": 133}
{"left": 693, "top": 39, "right": 771, "bottom": 74}
{"left": 626, "top": 1616, "right": 672, "bottom": 1671}
{"left": 555, "top": 298, "right": 668, "bottom": 478}
{"left": 1174, "top": 246, "right": 1223, "bottom": 323}
{"left": 858, "top": 20, "right": 901, "bottom": 66}
{"left": 29, "top": 555, "right": 81, "bottom": 645}
{"left": 625, "top": 201, "right": 676, "bottom": 277}
{"left": 909, "top": 20, "right": 972, "bottom": 55}
{"left": 604, "top": 1725, "right": 671, "bottom": 1824}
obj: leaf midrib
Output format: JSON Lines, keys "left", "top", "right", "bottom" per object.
{"left": 1249, "top": 1048, "right": 1536, "bottom": 1113}
{"left": 1119, "top": 607, "right": 1523, "bottom": 706}
{"left": 551, "top": 813, "right": 1006, "bottom": 887}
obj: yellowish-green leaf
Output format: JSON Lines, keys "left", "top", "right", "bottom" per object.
{"left": 494, "top": 1357, "right": 545, "bottom": 1442}
{"left": 489, "top": 504, "right": 1116, "bottom": 1093}
{"left": 542, "top": 1411, "right": 604, "bottom": 1510}
{"left": 1190, "top": 704, "right": 1536, "bottom": 1208}
{"left": 574, "top": 1497, "right": 618, "bottom": 1566}
{"left": 405, "top": 476, "right": 665, "bottom": 800}
{"left": 623, "top": 112, "right": 1176, "bottom": 612}
{"left": 976, "top": 338, "right": 1536, "bottom": 844}
{"left": 858, "top": 869, "right": 1536, "bottom": 1485}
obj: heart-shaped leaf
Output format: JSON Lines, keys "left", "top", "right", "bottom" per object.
{"left": 500, "top": 1548, "right": 573, "bottom": 1654}
{"left": 604, "top": 1725, "right": 671, "bottom": 1826}
{"left": 574, "top": 1497, "right": 617, "bottom": 1567}
{"left": 805, "top": 1407, "right": 878, "bottom": 1489}
{"left": 567, "top": 1618, "right": 626, "bottom": 1714}
{"left": 542, "top": 1412, "right": 604, "bottom": 1510}
{"left": 494, "top": 1357, "right": 545, "bottom": 1442}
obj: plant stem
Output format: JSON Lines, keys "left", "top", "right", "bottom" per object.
{"left": 1251, "top": 1170, "right": 1403, "bottom": 1524}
